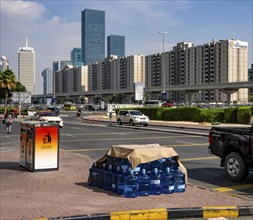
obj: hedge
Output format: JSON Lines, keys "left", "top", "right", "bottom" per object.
{"left": 237, "top": 107, "right": 252, "bottom": 124}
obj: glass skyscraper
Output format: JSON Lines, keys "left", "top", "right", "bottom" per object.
{"left": 70, "top": 48, "right": 84, "bottom": 67}
{"left": 81, "top": 9, "right": 105, "bottom": 65}
{"left": 107, "top": 35, "right": 125, "bottom": 57}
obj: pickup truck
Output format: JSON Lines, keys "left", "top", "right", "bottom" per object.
{"left": 208, "top": 124, "right": 253, "bottom": 181}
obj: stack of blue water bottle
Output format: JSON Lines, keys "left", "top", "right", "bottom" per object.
{"left": 88, "top": 155, "right": 186, "bottom": 198}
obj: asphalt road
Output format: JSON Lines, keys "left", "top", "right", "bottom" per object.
{"left": 1, "top": 111, "right": 252, "bottom": 205}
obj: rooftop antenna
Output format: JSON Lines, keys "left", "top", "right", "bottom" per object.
{"left": 25, "top": 37, "right": 28, "bottom": 47}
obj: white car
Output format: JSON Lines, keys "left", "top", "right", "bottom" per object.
{"left": 30, "top": 111, "right": 64, "bottom": 128}
{"left": 117, "top": 110, "right": 149, "bottom": 126}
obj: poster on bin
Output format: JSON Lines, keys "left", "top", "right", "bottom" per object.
{"left": 34, "top": 126, "right": 58, "bottom": 169}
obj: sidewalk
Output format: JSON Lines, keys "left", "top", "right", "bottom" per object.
{"left": 0, "top": 149, "right": 252, "bottom": 220}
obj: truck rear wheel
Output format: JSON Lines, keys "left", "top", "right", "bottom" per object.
{"left": 224, "top": 152, "right": 249, "bottom": 182}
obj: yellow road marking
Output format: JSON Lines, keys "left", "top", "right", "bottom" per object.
{"left": 203, "top": 206, "right": 238, "bottom": 218}
{"left": 61, "top": 135, "right": 201, "bottom": 142}
{"left": 180, "top": 156, "right": 219, "bottom": 161}
{"left": 214, "top": 184, "right": 253, "bottom": 192}
{"left": 111, "top": 208, "right": 167, "bottom": 220}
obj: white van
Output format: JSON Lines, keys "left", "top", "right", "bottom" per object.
{"left": 144, "top": 100, "right": 161, "bottom": 107}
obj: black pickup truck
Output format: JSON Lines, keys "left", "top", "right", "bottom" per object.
{"left": 208, "top": 124, "right": 253, "bottom": 181}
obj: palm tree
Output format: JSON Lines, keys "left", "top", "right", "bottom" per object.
{"left": 0, "top": 69, "right": 17, "bottom": 112}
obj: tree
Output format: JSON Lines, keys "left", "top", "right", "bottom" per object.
{"left": 0, "top": 69, "right": 17, "bottom": 111}
{"left": 14, "top": 81, "right": 26, "bottom": 92}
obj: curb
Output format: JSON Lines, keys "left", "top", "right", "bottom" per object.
{"left": 36, "top": 206, "right": 253, "bottom": 220}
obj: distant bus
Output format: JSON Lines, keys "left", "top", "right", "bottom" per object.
{"left": 144, "top": 100, "right": 161, "bottom": 107}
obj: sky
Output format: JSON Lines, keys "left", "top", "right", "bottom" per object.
{"left": 1, "top": 0, "right": 252, "bottom": 95}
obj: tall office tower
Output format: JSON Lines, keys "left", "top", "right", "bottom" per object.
{"left": 107, "top": 35, "right": 125, "bottom": 57}
{"left": 70, "top": 48, "right": 84, "bottom": 67}
{"left": 81, "top": 9, "right": 105, "bottom": 65}
{"left": 18, "top": 38, "right": 35, "bottom": 95}
{"left": 41, "top": 68, "right": 53, "bottom": 95}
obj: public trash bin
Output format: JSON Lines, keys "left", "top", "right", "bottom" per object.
{"left": 20, "top": 121, "right": 59, "bottom": 171}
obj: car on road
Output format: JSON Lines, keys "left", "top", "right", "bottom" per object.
{"left": 30, "top": 111, "right": 64, "bottom": 128}
{"left": 47, "top": 106, "right": 60, "bottom": 115}
{"left": 208, "top": 124, "right": 253, "bottom": 181}
{"left": 117, "top": 110, "right": 149, "bottom": 126}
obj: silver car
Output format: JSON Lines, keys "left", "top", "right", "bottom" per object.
{"left": 117, "top": 110, "right": 149, "bottom": 126}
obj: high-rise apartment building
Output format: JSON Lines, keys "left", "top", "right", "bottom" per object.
{"left": 55, "top": 65, "right": 88, "bottom": 94}
{"left": 146, "top": 39, "right": 248, "bottom": 103}
{"left": 107, "top": 35, "right": 125, "bottom": 57}
{"left": 81, "top": 9, "right": 105, "bottom": 65}
{"left": 41, "top": 68, "right": 53, "bottom": 95}
{"left": 18, "top": 38, "right": 35, "bottom": 95}
{"left": 70, "top": 48, "right": 84, "bottom": 67}
{"left": 88, "top": 54, "right": 145, "bottom": 92}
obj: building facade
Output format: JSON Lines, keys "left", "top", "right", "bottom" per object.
{"left": 70, "top": 48, "right": 84, "bottom": 67}
{"left": 55, "top": 65, "right": 88, "bottom": 95}
{"left": 146, "top": 39, "right": 248, "bottom": 103}
{"left": 249, "top": 64, "right": 253, "bottom": 97}
{"left": 41, "top": 68, "right": 53, "bottom": 95}
{"left": 107, "top": 35, "right": 125, "bottom": 57}
{"left": 81, "top": 9, "right": 105, "bottom": 65}
{"left": 88, "top": 54, "right": 145, "bottom": 93}
{"left": 18, "top": 38, "right": 35, "bottom": 95}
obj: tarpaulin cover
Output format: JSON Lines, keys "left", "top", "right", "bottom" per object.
{"left": 96, "top": 143, "right": 187, "bottom": 179}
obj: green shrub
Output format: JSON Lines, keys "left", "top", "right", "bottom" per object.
{"left": 224, "top": 107, "right": 238, "bottom": 123}
{"left": 237, "top": 107, "right": 252, "bottom": 124}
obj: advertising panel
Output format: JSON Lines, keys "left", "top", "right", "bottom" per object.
{"left": 134, "top": 83, "right": 144, "bottom": 101}
{"left": 34, "top": 126, "right": 59, "bottom": 170}
{"left": 229, "top": 40, "right": 248, "bottom": 49}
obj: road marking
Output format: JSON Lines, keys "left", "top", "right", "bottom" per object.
{"left": 178, "top": 141, "right": 196, "bottom": 144}
{"left": 61, "top": 135, "right": 200, "bottom": 142}
{"left": 63, "top": 148, "right": 108, "bottom": 152}
{"left": 203, "top": 206, "right": 238, "bottom": 218}
{"left": 164, "top": 143, "right": 207, "bottom": 147}
{"left": 214, "top": 184, "right": 253, "bottom": 192}
{"left": 61, "top": 131, "right": 173, "bottom": 136}
{"left": 180, "top": 156, "right": 219, "bottom": 161}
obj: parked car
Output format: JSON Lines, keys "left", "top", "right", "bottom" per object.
{"left": 117, "top": 110, "right": 149, "bottom": 126}
{"left": 30, "top": 111, "right": 64, "bottom": 128}
{"left": 208, "top": 124, "right": 253, "bottom": 181}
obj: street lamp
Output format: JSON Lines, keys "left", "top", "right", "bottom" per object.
{"left": 159, "top": 31, "right": 168, "bottom": 101}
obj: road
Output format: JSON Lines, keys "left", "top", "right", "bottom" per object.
{"left": 1, "top": 111, "right": 252, "bottom": 205}
{"left": 60, "top": 111, "right": 253, "bottom": 202}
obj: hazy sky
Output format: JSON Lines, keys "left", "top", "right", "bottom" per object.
{"left": 1, "top": 0, "right": 252, "bottom": 94}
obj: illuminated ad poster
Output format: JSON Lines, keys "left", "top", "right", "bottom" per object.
{"left": 34, "top": 126, "right": 59, "bottom": 170}
{"left": 135, "top": 83, "right": 144, "bottom": 101}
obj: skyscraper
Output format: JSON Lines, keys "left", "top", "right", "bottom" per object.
{"left": 107, "top": 35, "right": 125, "bottom": 57}
{"left": 41, "top": 68, "right": 53, "bottom": 95}
{"left": 81, "top": 9, "right": 105, "bottom": 65}
{"left": 70, "top": 48, "right": 84, "bottom": 67}
{"left": 18, "top": 38, "right": 35, "bottom": 95}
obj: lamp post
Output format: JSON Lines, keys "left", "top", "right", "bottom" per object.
{"left": 159, "top": 31, "right": 168, "bottom": 101}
